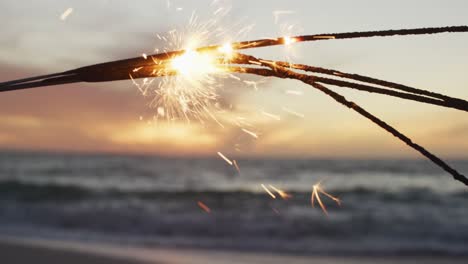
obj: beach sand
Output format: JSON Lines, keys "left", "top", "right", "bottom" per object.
{"left": 1, "top": 237, "right": 467, "bottom": 264}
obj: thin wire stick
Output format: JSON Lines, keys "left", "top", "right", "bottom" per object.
{"left": 271, "top": 61, "right": 468, "bottom": 105}
{"left": 231, "top": 26, "right": 468, "bottom": 50}
{"left": 0, "top": 74, "right": 80, "bottom": 92}
{"left": 1, "top": 26, "right": 468, "bottom": 93}
{"left": 233, "top": 57, "right": 468, "bottom": 186}
{"left": 314, "top": 76, "right": 468, "bottom": 112}
{"left": 0, "top": 72, "right": 69, "bottom": 88}
{"left": 231, "top": 55, "right": 468, "bottom": 112}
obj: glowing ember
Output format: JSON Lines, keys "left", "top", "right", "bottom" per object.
{"left": 269, "top": 185, "right": 292, "bottom": 200}
{"left": 261, "top": 111, "right": 281, "bottom": 121}
{"left": 218, "top": 43, "right": 234, "bottom": 59}
{"left": 282, "top": 107, "right": 305, "bottom": 118}
{"left": 60, "top": 8, "right": 73, "bottom": 21}
{"left": 233, "top": 160, "right": 241, "bottom": 175}
{"left": 197, "top": 201, "right": 211, "bottom": 213}
{"left": 217, "top": 151, "right": 233, "bottom": 165}
{"left": 157, "top": 107, "right": 165, "bottom": 117}
{"left": 311, "top": 182, "right": 341, "bottom": 215}
{"left": 285, "top": 90, "right": 303, "bottom": 95}
{"left": 241, "top": 128, "right": 258, "bottom": 139}
{"left": 282, "top": 36, "right": 297, "bottom": 45}
{"left": 261, "top": 184, "right": 276, "bottom": 199}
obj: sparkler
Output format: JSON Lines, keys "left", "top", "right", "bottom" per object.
{"left": 1, "top": 26, "right": 468, "bottom": 188}
{"left": 233, "top": 53, "right": 468, "bottom": 186}
{"left": 3, "top": 26, "right": 468, "bottom": 91}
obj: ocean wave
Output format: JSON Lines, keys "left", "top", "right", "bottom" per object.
{"left": 0, "top": 179, "right": 465, "bottom": 203}
{"left": 1, "top": 153, "right": 467, "bottom": 256}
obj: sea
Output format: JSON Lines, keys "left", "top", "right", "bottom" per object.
{"left": 0, "top": 151, "right": 467, "bottom": 256}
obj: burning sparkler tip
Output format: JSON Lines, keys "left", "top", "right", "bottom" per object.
{"left": 282, "top": 36, "right": 298, "bottom": 45}
{"left": 218, "top": 43, "right": 234, "bottom": 58}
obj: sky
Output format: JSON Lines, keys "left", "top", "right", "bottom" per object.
{"left": 0, "top": 0, "right": 467, "bottom": 158}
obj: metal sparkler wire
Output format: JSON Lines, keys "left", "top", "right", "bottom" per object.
{"left": 229, "top": 54, "right": 468, "bottom": 186}
{"left": 2, "top": 26, "right": 468, "bottom": 91}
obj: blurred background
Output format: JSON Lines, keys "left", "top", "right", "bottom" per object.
{"left": 0, "top": 0, "right": 467, "bottom": 258}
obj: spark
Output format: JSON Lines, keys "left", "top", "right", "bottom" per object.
{"left": 228, "top": 73, "right": 241, "bottom": 81}
{"left": 60, "top": 8, "right": 73, "bottom": 21}
{"left": 243, "top": 80, "right": 258, "bottom": 90}
{"left": 282, "top": 107, "right": 305, "bottom": 118}
{"left": 157, "top": 107, "right": 165, "bottom": 117}
{"left": 261, "top": 184, "right": 276, "bottom": 199}
{"left": 217, "top": 151, "right": 233, "bottom": 165}
{"left": 271, "top": 207, "right": 281, "bottom": 215}
{"left": 241, "top": 128, "right": 258, "bottom": 139}
{"left": 233, "top": 160, "right": 241, "bottom": 175}
{"left": 261, "top": 111, "right": 281, "bottom": 121}
{"left": 133, "top": 67, "right": 143, "bottom": 73}
{"left": 130, "top": 74, "right": 147, "bottom": 95}
{"left": 285, "top": 90, "right": 303, "bottom": 95}
{"left": 269, "top": 185, "right": 292, "bottom": 200}
{"left": 311, "top": 181, "right": 341, "bottom": 216}
{"left": 213, "top": 7, "right": 224, "bottom": 15}
{"left": 142, "top": 53, "right": 148, "bottom": 59}
{"left": 237, "top": 24, "right": 255, "bottom": 37}
{"left": 197, "top": 201, "right": 211, "bottom": 213}
{"left": 234, "top": 117, "right": 253, "bottom": 127}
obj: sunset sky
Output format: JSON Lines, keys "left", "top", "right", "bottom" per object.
{"left": 0, "top": 0, "right": 467, "bottom": 158}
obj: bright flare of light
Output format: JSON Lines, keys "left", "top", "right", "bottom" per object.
{"left": 148, "top": 39, "right": 226, "bottom": 122}
{"left": 135, "top": 6, "right": 254, "bottom": 123}
{"left": 218, "top": 43, "right": 234, "bottom": 59}
{"left": 282, "top": 36, "right": 297, "bottom": 45}
{"left": 171, "top": 49, "right": 219, "bottom": 77}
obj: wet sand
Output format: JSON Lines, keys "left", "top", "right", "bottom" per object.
{"left": 1, "top": 237, "right": 467, "bottom": 264}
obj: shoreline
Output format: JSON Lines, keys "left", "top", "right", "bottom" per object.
{"left": 1, "top": 236, "right": 468, "bottom": 264}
